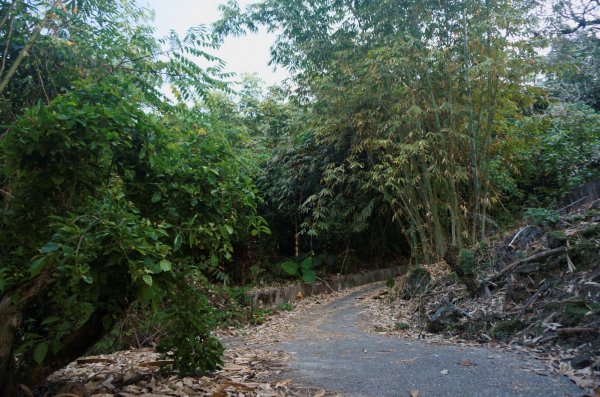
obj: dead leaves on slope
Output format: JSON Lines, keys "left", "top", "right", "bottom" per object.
{"left": 48, "top": 347, "right": 335, "bottom": 397}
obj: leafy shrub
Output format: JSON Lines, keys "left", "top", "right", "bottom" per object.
{"left": 280, "top": 256, "right": 317, "bottom": 283}
{"left": 523, "top": 207, "right": 560, "bottom": 227}
{"left": 394, "top": 322, "right": 410, "bottom": 330}
{"left": 512, "top": 102, "right": 600, "bottom": 204}
{"left": 250, "top": 302, "right": 295, "bottom": 325}
{"left": 277, "top": 303, "right": 294, "bottom": 311}
{"left": 156, "top": 285, "right": 224, "bottom": 376}
{"left": 490, "top": 319, "right": 524, "bottom": 340}
{"left": 458, "top": 250, "right": 476, "bottom": 276}
{"left": 0, "top": 73, "right": 264, "bottom": 388}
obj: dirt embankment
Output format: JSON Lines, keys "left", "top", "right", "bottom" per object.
{"left": 362, "top": 200, "right": 600, "bottom": 393}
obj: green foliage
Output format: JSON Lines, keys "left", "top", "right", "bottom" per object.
{"left": 0, "top": 0, "right": 266, "bottom": 388}
{"left": 281, "top": 261, "right": 299, "bottom": 276}
{"left": 510, "top": 102, "right": 600, "bottom": 205}
{"left": 523, "top": 208, "right": 560, "bottom": 227}
{"left": 458, "top": 250, "right": 476, "bottom": 277}
{"left": 546, "top": 230, "right": 567, "bottom": 248}
{"left": 545, "top": 30, "right": 600, "bottom": 110}
{"left": 569, "top": 238, "right": 600, "bottom": 269}
{"left": 1, "top": 0, "right": 600, "bottom": 391}
{"left": 218, "top": 0, "right": 544, "bottom": 259}
{"left": 156, "top": 285, "right": 224, "bottom": 376}
{"left": 560, "top": 304, "right": 592, "bottom": 327}
{"left": 280, "top": 256, "right": 317, "bottom": 283}
{"left": 277, "top": 303, "right": 294, "bottom": 311}
{"left": 250, "top": 302, "right": 295, "bottom": 325}
{"left": 490, "top": 319, "right": 524, "bottom": 340}
{"left": 394, "top": 322, "right": 410, "bottom": 330}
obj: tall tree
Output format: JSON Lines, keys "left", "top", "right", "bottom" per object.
{"left": 216, "top": 0, "right": 542, "bottom": 259}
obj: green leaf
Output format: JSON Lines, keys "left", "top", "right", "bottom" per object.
{"left": 142, "top": 274, "right": 153, "bottom": 286}
{"left": 40, "top": 242, "right": 59, "bottom": 253}
{"left": 280, "top": 261, "right": 298, "bottom": 276}
{"left": 41, "top": 316, "right": 61, "bottom": 326}
{"left": 159, "top": 259, "right": 172, "bottom": 272}
{"left": 174, "top": 234, "right": 183, "bottom": 251}
{"left": 224, "top": 225, "right": 234, "bottom": 235}
{"left": 33, "top": 341, "right": 49, "bottom": 364}
{"left": 29, "top": 257, "right": 47, "bottom": 277}
{"left": 82, "top": 274, "right": 93, "bottom": 284}
{"left": 151, "top": 192, "right": 162, "bottom": 203}
{"left": 209, "top": 254, "right": 219, "bottom": 268}
{"left": 300, "top": 256, "right": 312, "bottom": 270}
{"left": 260, "top": 225, "right": 271, "bottom": 235}
{"left": 302, "top": 269, "right": 317, "bottom": 284}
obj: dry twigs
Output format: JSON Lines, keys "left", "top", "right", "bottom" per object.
{"left": 359, "top": 200, "right": 600, "bottom": 394}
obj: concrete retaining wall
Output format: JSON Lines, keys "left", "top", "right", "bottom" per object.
{"left": 247, "top": 266, "right": 408, "bottom": 307}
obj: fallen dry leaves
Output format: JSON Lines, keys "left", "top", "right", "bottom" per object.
{"left": 47, "top": 287, "right": 364, "bottom": 397}
{"left": 49, "top": 347, "right": 290, "bottom": 396}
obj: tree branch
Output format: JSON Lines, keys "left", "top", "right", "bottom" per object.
{"left": 0, "top": 1, "right": 60, "bottom": 95}
{"left": 560, "top": 17, "right": 600, "bottom": 34}
{"left": 490, "top": 247, "right": 567, "bottom": 282}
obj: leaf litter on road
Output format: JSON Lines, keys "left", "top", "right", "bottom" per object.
{"left": 47, "top": 285, "right": 368, "bottom": 396}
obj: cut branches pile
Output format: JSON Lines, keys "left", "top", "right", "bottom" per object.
{"left": 360, "top": 199, "right": 600, "bottom": 393}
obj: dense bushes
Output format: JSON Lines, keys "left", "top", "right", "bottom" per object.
{"left": 0, "top": 1, "right": 265, "bottom": 393}
{"left": 0, "top": 76, "right": 266, "bottom": 389}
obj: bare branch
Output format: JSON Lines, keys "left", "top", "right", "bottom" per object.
{"left": 560, "top": 16, "right": 600, "bottom": 33}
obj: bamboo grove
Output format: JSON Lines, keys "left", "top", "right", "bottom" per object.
{"left": 217, "top": 0, "right": 545, "bottom": 261}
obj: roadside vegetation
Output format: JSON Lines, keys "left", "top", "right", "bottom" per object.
{"left": 0, "top": 0, "right": 598, "bottom": 394}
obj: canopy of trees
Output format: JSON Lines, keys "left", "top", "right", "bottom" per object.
{"left": 0, "top": 0, "right": 598, "bottom": 394}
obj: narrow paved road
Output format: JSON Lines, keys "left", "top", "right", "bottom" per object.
{"left": 274, "top": 283, "right": 583, "bottom": 397}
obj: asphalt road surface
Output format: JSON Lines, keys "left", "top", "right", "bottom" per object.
{"left": 275, "top": 284, "right": 584, "bottom": 397}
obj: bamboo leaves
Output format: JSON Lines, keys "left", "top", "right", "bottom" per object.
{"left": 223, "top": 0, "right": 542, "bottom": 257}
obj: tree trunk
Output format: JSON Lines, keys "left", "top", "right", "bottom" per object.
{"left": 0, "top": 265, "right": 117, "bottom": 395}
{"left": 0, "top": 268, "right": 53, "bottom": 396}
{"left": 0, "top": 311, "right": 19, "bottom": 397}
{"left": 0, "top": 1, "right": 60, "bottom": 95}
{"left": 444, "top": 245, "right": 480, "bottom": 296}
{"left": 19, "top": 308, "right": 110, "bottom": 387}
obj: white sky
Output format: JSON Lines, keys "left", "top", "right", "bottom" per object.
{"left": 136, "top": 0, "right": 289, "bottom": 87}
